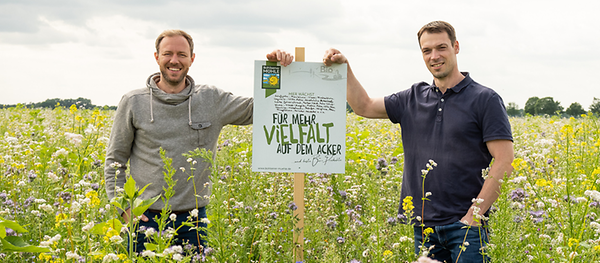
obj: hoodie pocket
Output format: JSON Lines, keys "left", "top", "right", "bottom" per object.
{"left": 190, "top": 122, "right": 211, "bottom": 146}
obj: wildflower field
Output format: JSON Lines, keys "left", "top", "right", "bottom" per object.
{"left": 0, "top": 105, "right": 599, "bottom": 262}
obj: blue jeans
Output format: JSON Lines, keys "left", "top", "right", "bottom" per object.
{"left": 414, "top": 221, "right": 490, "bottom": 263}
{"left": 130, "top": 207, "right": 208, "bottom": 254}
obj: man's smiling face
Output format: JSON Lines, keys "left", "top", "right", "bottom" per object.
{"left": 154, "top": 35, "right": 195, "bottom": 89}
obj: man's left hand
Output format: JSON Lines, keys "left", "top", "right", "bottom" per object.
{"left": 266, "top": 49, "right": 294, "bottom": 66}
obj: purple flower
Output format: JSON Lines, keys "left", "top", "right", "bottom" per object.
{"left": 387, "top": 216, "right": 397, "bottom": 226}
{"left": 269, "top": 212, "right": 278, "bottom": 219}
{"left": 326, "top": 219, "right": 337, "bottom": 229}
{"left": 58, "top": 191, "right": 72, "bottom": 202}
{"left": 288, "top": 202, "right": 298, "bottom": 211}
{"left": 377, "top": 158, "right": 388, "bottom": 168}
{"left": 509, "top": 188, "right": 528, "bottom": 202}
{"left": 338, "top": 190, "right": 347, "bottom": 199}
{"left": 27, "top": 171, "right": 37, "bottom": 182}
{"left": 390, "top": 156, "right": 398, "bottom": 165}
{"left": 336, "top": 236, "right": 345, "bottom": 244}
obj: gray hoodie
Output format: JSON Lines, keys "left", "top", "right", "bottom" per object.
{"left": 104, "top": 73, "right": 253, "bottom": 211}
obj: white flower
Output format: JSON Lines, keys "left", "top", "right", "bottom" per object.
{"left": 172, "top": 245, "right": 183, "bottom": 253}
{"left": 82, "top": 221, "right": 94, "bottom": 232}
{"left": 47, "top": 172, "right": 59, "bottom": 182}
{"left": 84, "top": 124, "right": 97, "bottom": 135}
{"left": 471, "top": 198, "right": 484, "bottom": 205}
{"left": 585, "top": 190, "right": 600, "bottom": 202}
{"left": 509, "top": 176, "right": 527, "bottom": 184}
{"left": 141, "top": 250, "right": 156, "bottom": 257}
{"left": 362, "top": 249, "right": 369, "bottom": 257}
{"left": 66, "top": 251, "right": 80, "bottom": 260}
{"left": 425, "top": 192, "right": 432, "bottom": 197}
{"left": 187, "top": 158, "right": 193, "bottom": 163}
{"left": 65, "top": 132, "right": 83, "bottom": 145}
{"left": 179, "top": 167, "right": 185, "bottom": 172}
{"left": 55, "top": 148, "right": 69, "bottom": 156}
{"left": 109, "top": 235, "right": 123, "bottom": 244}
{"left": 40, "top": 204, "right": 54, "bottom": 213}
{"left": 145, "top": 228, "right": 156, "bottom": 237}
{"left": 71, "top": 201, "right": 81, "bottom": 213}
{"left": 170, "top": 213, "right": 177, "bottom": 221}
{"left": 190, "top": 209, "right": 199, "bottom": 218}
{"left": 102, "top": 253, "right": 119, "bottom": 262}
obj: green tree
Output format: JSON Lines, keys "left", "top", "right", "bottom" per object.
{"left": 590, "top": 97, "right": 600, "bottom": 115}
{"left": 524, "top": 97, "right": 539, "bottom": 116}
{"left": 565, "top": 102, "right": 586, "bottom": 117}
{"left": 524, "top": 96, "right": 563, "bottom": 116}
{"left": 506, "top": 102, "right": 521, "bottom": 116}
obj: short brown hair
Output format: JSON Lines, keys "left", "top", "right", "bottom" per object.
{"left": 417, "top": 21, "right": 457, "bottom": 47}
{"left": 155, "top": 29, "right": 194, "bottom": 54}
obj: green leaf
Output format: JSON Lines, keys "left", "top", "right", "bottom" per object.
{"left": 124, "top": 177, "right": 137, "bottom": 199}
{"left": 90, "top": 222, "right": 108, "bottom": 235}
{"left": 138, "top": 183, "right": 152, "bottom": 196}
{"left": 0, "top": 236, "right": 50, "bottom": 253}
{"left": 0, "top": 219, "right": 29, "bottom": 233}
{"left": 131, "top": 195, "right": 161, "bottom": 217}
{"left": 110, "top": 200, "right": 124, "bottom": 211}
{"left": 144, "top": 243, "right": 157, "bottom": 251}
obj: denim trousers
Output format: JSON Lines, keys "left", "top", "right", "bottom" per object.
{"left": 414, "top": 221, "right": 490, "bottom": 263}
{"left": 130, "top": 207, "right": 208, "bottom": 254}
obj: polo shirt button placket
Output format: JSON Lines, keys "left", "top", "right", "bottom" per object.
{"left": 436, "top": 96, "right": 444, "bottom": 122}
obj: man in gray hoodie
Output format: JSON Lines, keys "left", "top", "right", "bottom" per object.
{"left": 104, "top": 29, "right": 293, "bottom": 254}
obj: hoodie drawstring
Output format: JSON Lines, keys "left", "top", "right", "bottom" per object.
{"left": 149, "top": 88, "right": 155, "bottom": 123}
{"left": 188, "top": 92, "right": 193, "bottom": 126}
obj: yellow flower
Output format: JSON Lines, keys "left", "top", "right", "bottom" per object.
{"left": 69, "top": 104, "right": 78, "bottom": 114}
{"left": 423, "top": 227, "right": 434, "bottom": 236}
{"left": 39, "top": 253, "right": 52, "bottom": 261}
{"left": 535, "top": 179, "right": 553, "bottom": 188}
{"left": 86, "top": 190, "right": 101, "bottom": 207}
{"left": 55, "top": 213, "right": 68, "bottom": 227}
{"left": 568, "top": 238, "right": 579, "bottom": 248}
{"left": 594, "top": 245, "right": 600, "bottom": 252}
{"left": 402, "top": 196, "right": 414, "bottom": 212}
{"left": 383, "top": 250, "right": 393, "bottom": 257}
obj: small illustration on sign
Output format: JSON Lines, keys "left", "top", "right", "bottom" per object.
{"left": 262, "top": 65, "right": 281, "bottom": 89}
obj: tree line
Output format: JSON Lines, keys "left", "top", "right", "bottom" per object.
{"left": 1, "top": 97, "right": 117, "bottom": 110}
{"left": 507, "top": 97, "right": 600, "bottom": 117}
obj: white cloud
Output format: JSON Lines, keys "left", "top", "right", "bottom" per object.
{"left": 0, "top": 0, "right": 598, "bottom": 109}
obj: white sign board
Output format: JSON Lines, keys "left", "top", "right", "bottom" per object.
{"left": 252, "top": 61, "right": 347, "bottom": 173}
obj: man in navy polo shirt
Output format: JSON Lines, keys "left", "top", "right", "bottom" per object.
{"left": 323, "top": 21, "right": 514, "bottom": 263}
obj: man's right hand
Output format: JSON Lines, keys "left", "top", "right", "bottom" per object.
{"left": 323, "top": 48, "right": 348, "bottom": 66}
{"left": 122, "top": 208, "right": 149, "bottom": 223}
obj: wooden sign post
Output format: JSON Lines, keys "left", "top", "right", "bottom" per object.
{"left": 293, "top": 47, "right": 305, "bottom": 262}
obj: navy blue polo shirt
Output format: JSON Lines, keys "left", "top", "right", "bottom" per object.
{"left": 385, "top": 73, "right": 512, "bottom": 227}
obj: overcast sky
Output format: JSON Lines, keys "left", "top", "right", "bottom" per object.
{"left": 1, "top": 0, "right": 598, "bottom": 109}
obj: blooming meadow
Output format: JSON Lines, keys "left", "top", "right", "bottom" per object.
{"left": 0, "top": 105, "right": 599, "bottom": 262}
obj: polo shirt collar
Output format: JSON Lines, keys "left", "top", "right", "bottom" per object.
{"left": 431, "top": 72, "right": 472, "bottom": 93}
